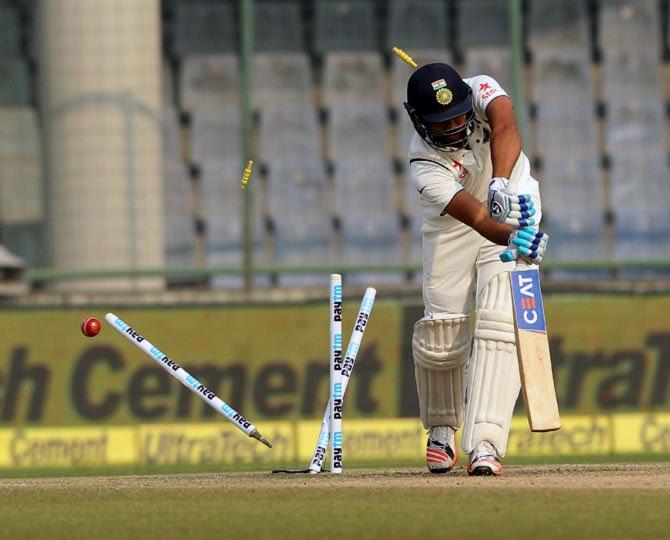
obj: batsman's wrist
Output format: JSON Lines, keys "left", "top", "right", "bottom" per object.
{"left": 489, "top": 176, "right": 509, "bottom": 192}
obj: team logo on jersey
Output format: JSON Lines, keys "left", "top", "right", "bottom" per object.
{"left": 435, "top": 87, "right": 453, "bottom": 105}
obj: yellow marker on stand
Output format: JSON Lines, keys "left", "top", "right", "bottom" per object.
{"left": 240, "top": 159, "right": 254, "bottom": 189}
{"left": 392, "top": 46, "right": 417, "bottom": 69}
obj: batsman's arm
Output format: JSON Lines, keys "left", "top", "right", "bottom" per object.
{"left": 443, "top": 190, "right": 512, "bottom": 245}
{"left": 486, "top": 96, "right": 522, "bottom": 179}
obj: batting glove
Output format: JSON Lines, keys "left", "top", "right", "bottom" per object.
{"left": 487, "top": 177, "right": 536, "bottom": 228}
{"left": 501, "top": 227, "right": 549, "bottom": 264}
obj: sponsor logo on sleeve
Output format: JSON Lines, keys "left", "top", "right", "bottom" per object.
{"left": 479, "top": 81, "right": 497, "bottom": 101}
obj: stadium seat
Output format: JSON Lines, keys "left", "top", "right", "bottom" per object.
{"left": 458, "top": 0, "right": 509, "bottom": 47}
{"left": 599, "top": 0, "right": 669, "bottom": 253}
{"left": 332, "top": 153, "right": 395, "bottom": 217}
{"left": 190, "top": 105, "right": 241, "bottom": 164}
{"left": 273, "top": 212, "right": 333, "bottom": 286}
{"left": 321, "top": 48, "right": 402, "bottom": 281}
{"left": 328, "top": 102, "right": 389, "bottom": 159}
{"left": 174, "top": 0, "right": 235, "bottom": 57}
{"left": 313, "top": 0, "right": 378, "bottom": 53}
{"left": 0, "top": 60, "right": 31, "bottom": 106}
{"left": 254, "top": 0, "right": 303, "bottom": 52}
{"left": 538, "top": 155, "right": 605, "bottom": 261}
{"left": 539, "top": 155, "right": 603, "bottom": 221}
{"left": 200, "top": 160, "right": 267, "bottom": 288}
{"left": 328, "top": 104, "right": 393, "bottom": 217}
{"left": 543, "top": 219, "right": 606, "bottom": 264}
{"left": 602, "top": 48, "right": 664, "bottom": 106}
{"left": 322, "top": 53, "right": 385, "bottom": 107}
{"left": 253, "top": 53, "right": 313, "bottom": 108}
{"left": 609, "top": 153, "right": 670, "bottom": 228}
{"left": 605, "top": 100, "right": 666, "bottom": 155}
{"left": 599, "top": 0, "right": 661, "bottom": 52}
{"left": 266, "top": 157, "right": 328, "bottom": 216}
{"left": 613, "top": 211, "right": 670, "bottom": 261}
{"left": 340, "top": 213, "right": 403, "bottom": 285}
{"left": 322, "top": 55, "right": 386, "bottom": 153}
{"left": 255, "top": 43, "right": 332, "bottom": 281}
{"left": 462, "top": 48, "right": 512, "bottom": 93}
{"left": 600, "top": 0, "right": 664, "bottom": 110}
{"left": 528, "top": 0, "right": 590, "bottom": 51}
{"left": 265, "top": 157, "right": 331, "bottom": 287}
{"left": 532, "top": 49, "right": 598, "bottom": 158}
{"left": 457, "top": 0, "right": 511, "bottom": 88}
{"left": 180, "top": 54, "right": 239, "bottom": 112}
{"left": 162, "top": 60, "right": 176, "bottom": 108}
{"left": 163, "top": 107, "right": 195, "bottom": 268}
{"left": 386, "top": 0, "right": 448, "bottom": 51}
{"left": 267, "top": 141, "right": 332, "bottom": 213}
{"left": 334, "top": 151, "right": 402, "bottom": 285}
{"left": 258, "top": 104, "right": 321, "bottom": 163}
{"left": 0, "top": 6, "right": 20, "bottom": 58}
{"left": 200, "top": 160, "right": 243, "bottom": 228}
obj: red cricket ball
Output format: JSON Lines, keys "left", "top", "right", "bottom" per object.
{"left": 81, "top": 316, "right": 101, "bottom": 337}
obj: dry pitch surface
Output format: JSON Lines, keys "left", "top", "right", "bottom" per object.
{"left": 1, "top": 463, "right": 668, "bottom": 539}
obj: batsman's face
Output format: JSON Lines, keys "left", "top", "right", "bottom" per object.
{"left": 424, "top": 112, "right": 473, "bottom": 150}
{"left": 426, "top": 114, "right": 468, "bottom": 141}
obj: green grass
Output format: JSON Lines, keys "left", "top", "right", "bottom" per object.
{"left": 0, "top": 484, "right": 667, "bottom": 540}
{"left": 1, "top": 458, "right": 668, "bottom": 539}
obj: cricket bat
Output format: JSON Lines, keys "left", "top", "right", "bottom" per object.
{"left": 509, "top": 266, "right": 561, "bottom": 432}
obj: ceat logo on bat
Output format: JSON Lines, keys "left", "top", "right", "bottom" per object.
{"left": 511, "top": 269, "right": 547, "bottom": 333}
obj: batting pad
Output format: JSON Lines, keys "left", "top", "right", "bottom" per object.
{"left": 413, "top": 315, "right": 471, "bottom": 428}
{"left": 462, "top": 272, "right": 521, "bottom": 457}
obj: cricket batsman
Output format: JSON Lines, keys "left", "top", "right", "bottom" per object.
{"left": 404, "top": 62, "right": 549, "bottom": 475}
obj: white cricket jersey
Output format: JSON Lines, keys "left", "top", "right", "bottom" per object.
{"left": 408, "top": 75, "right": 531, "bottom": 234}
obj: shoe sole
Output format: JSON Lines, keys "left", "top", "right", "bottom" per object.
{"left": 468, "top": 466, "right": 494, "bottom": 476}
{"left": 428, "top": 466, "right": 454, "bottom": 474}
{"left": 467, "top": 463, "right": 502, "bottom": 477}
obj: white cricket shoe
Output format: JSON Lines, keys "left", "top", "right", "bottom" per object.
{"left": 426, "top": 426, "right": 458, "bottom": 474}
{"left": 467, "top": 441, "right": 502, "bottom": 476}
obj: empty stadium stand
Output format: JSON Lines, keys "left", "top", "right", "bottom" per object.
{"left": 1, "top": 0, "right": 668, "bottom": 287}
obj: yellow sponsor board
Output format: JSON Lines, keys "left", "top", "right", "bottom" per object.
{"left": 298, "top": 419, "right": 425, "bottom": 463}
{"left": 0, "top": 414, "right": 668, "bottom": 469}
{"left": 0, "top": 427, "right": 136, "bottom": 468}
{"left": 0, "top": 302, "right": 401, "bottom": 425}
{"left": 612, "top": 413, "right": 670, "bottom": 454}
{"left": 507, "top": 415, "right": 613, "bottom": 456}
{"left": 137, "top": 422, "right": 294, "bottom": 466}
{"left": 545, "top": 295, "right": 670, "bottom": 413}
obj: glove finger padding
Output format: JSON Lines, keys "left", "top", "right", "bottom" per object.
{"left": 488, "top": 189, "right": 536, "bottom": 228}
{"left": 508, "top": 227, "right": 549, "bottom": 263}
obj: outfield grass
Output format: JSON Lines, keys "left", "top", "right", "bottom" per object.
{"left": 0, "top": 466, "right": 668, "bottom": 540}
